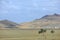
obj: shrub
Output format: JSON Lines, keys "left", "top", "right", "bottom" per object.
{"left": 51, "top": 30, "right": 55, "bottom": 33}
{"left": 38, "top": 29, "right": 47, "bottom": 34}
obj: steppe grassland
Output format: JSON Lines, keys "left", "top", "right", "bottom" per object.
{"left": 0, "top": 29, "right": 60, "bottom": 40}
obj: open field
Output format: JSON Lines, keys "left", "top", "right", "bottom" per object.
{"left": 0, "top": 29, "right": 60, "bottom": 40}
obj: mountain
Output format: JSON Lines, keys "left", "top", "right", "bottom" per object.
{"left": 17, "top": 13, "right": 60, "bottom": 29}
{"left": 0, "top": 20, "right": 19, "bottom": 29}
{"left": 40, "top": 13, "right": 60, "bottom": 21}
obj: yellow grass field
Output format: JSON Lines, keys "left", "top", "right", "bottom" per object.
{"left": 0, "top": 29, "right": 60, "bottom": 40}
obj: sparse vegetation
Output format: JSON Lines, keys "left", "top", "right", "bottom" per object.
{"left": 51, "top": 30, "right": 55, "bottom": 33}
{"left": 0, "top": 29, "right": 60, "bottom": 40}
{"left": 38, "top": 29, "right": 47, "bottom": 34}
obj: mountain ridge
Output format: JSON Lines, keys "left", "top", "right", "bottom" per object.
{"left": 17, "top": 13, "right": 60, "bottom": 29}
{"left": 0, "top": 13, "right": 60, "bottom": 29}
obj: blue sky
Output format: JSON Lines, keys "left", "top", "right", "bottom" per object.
{"left": 0, "top": 0, "right": 60, "bottom": 23}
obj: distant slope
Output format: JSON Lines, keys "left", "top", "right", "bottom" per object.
{"left": 0, "top": 20, "right": 19, "bottom": 29}
{"left": 40, "top": 13, "right": 60, "bottom": 21}
{"left": 17, "top": 13, "right": 60, "bottom": 29}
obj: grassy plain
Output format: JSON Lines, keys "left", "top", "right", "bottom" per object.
{"left": 0, "top": 29, "right": 60, "bottom": 40}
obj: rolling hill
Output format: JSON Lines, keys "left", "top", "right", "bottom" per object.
{"left": 0, "top": 20, "right": 19, "bottom": 29}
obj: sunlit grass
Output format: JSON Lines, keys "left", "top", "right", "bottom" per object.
{"left": 0, "top": 29, "right": 60, "bottom": 40}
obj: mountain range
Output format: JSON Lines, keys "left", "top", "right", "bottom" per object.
{"left": 17, "top": 13, "right": 60, "bottom": 29}
{"left": 0, "top": 13, "right": 60, "bottom": 29}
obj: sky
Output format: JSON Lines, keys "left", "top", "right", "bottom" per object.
{"left": 0, "top": 0, "right": 60, "bottom": 23}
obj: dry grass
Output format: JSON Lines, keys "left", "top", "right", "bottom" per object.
{"left": 0, "top": 29, "right": 60, "bottom": 40}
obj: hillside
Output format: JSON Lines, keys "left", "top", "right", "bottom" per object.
{"left": 17, "top": 13, "right": 60, "bottom": 29}
{"left": 0, "top": 20, "right": 19, "bottom": 29}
